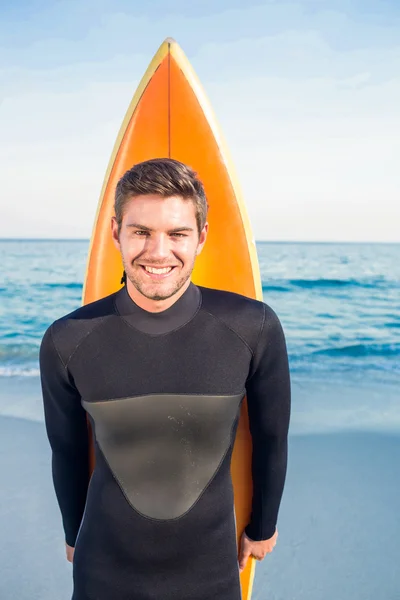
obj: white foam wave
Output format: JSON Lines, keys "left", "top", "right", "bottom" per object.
{"left": 0, "top": 367, "right": 40, "bottom": 377}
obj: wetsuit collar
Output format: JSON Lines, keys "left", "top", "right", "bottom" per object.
{"left": 114, "top": 281, "right": 201, "bottom": 335}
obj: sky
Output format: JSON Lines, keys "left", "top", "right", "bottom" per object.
{"left": 1, "top": 0, "right": 400, "bottom": 242}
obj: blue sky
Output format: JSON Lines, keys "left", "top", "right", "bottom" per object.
{"left": 1, "top": 0, "right": 399, "bottom": 241}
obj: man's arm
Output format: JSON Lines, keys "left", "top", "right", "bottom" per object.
{"left": 244, "top": 303, "right": 291, "bottom": 542}
{"left": 39, "top": 324, "right": 90, "bottom": 548}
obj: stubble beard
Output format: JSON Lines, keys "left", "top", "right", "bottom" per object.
{"left": 123, "top": 255, "right": 196, "bottom": 302}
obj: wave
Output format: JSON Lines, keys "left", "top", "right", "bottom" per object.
{"left": 312, "top": 343, "right": 400, "bottom": 359}
{"left": 292, "top": 278, "right": 356, "bottom": 289}
{"left": 37, "top": 282, "right": 83, "bottom": 290}
{"left": 0, "top": 343, "right": 39, "bottom": 361}
{"left": 262, "top": 277, "right": 393, "bottom": 292}
{"left": 0, "top": 366, "right": 40, "bottom": 377}
{"left": 261, "top": 284, "right": 290, "bottom": 292}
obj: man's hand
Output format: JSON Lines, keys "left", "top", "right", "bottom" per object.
{"left": 66, "top": 543, "right": 75, "bottom": 563}
{"left": 238, "top": 528, "right": 278, "bottom": 572}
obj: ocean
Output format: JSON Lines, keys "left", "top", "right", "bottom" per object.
{"left": 1, "top": 239, "right": 399, "bottom": 430}
{"left": 1, "top": 239, "right": 400, "bottom": 600}
{"left": 1, "top": 239, "right": 399, "bottom": 380}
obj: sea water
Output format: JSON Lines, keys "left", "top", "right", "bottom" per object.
{"left": 1, "top": 239, "right": 399, "bottom": 379}
{"left": 0, "top": 239, "right": 399, "bottom": 430}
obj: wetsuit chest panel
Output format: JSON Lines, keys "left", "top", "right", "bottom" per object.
{"left": 82, "top": 393, "right": 244, "bottom": 520}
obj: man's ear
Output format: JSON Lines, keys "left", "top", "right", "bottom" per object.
{"left": 111, "top": 217, "right": 121, "bottom": 251}
{"left": 196, "top": 222, "right": 209, "bottom": 256}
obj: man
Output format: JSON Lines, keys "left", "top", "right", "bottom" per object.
{"left": 40, "top": 158, "right": 291, "bottom": 600}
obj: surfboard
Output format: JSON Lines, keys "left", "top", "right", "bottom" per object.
{"left": 82, "top": 37, "right": 262, "bottom": 600}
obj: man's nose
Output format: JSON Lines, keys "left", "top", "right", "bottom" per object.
{"left": 147, "top": 234, "right": 170, "bottom": 260}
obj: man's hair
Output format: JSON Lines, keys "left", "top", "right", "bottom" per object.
{"left": 114, "top": 158, "right": 209, "bottom": 235}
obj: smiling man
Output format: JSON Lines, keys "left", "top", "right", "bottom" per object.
{"left": 39, "top": 158, "right": 291, "bottom": 600}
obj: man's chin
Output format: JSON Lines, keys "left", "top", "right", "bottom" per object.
{"left": 141, "top": 286, "right": 173, "bottom": 301}
{"left": 129, "top": 279, "right": 184, "bottom": 302}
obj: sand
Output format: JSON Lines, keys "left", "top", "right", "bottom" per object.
{"left": 1, "top": 377, "right": 399, "bottom": 600}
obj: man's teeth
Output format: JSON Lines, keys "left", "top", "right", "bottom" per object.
{"left": 144, "top": 266, "right": 173, "bottom": 274}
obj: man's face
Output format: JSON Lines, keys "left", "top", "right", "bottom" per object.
{"left": 112, "top": 194, "right": 208, "bottom": 302}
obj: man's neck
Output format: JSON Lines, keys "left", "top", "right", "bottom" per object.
{"left": 125, "top": 279, "right": 192, "bottom": 313}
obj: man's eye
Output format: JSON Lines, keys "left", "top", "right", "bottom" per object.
{"left": 133, "top": 231, "right": 185, "bottom": 237}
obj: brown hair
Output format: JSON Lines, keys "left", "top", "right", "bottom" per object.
{"left": 114, "top": 158, "right": 208, "bottom": 235}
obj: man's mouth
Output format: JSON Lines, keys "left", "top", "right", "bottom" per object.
{"left": 143, "top": 266, "right": 173, "bottom": 274}
{"left": 139, "top": 265, "right": 177, "bottom": 279}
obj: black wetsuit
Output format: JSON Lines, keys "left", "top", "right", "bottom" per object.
{"left": 39, "top": 282, "right": 291, "bottom": 600}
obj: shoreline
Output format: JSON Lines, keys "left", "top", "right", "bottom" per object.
{"left": 1, "top": 374, "right": 399, "bottom": 436}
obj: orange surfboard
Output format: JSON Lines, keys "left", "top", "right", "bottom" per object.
{"left": 82, "top": 37, "right": 262, "bottom": 599}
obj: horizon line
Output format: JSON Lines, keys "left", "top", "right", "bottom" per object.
{"left": 0, "top": 238, "right": 399, "bottom": 245}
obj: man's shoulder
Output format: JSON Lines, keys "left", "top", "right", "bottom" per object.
{"left": 198, "top": 285, "right": 273, "bottom": 353}
{"left": 199, "top": 284, "right": 263, "bottom": 313}
{"left": 42, "top": 291, "right": 117, "bottom": 365}
{"left": 56, "top": 290, "right": 117, "bottom": 321}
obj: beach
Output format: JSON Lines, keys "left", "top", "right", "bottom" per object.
{"left": 1, "top": 375, "right": 399, "bottom": 600}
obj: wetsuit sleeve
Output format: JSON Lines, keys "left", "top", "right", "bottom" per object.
{"left": 39, "top": 325, "right": 90, "bottom": 547}
{"left": 244, "top": 304, "right": 291, "bottom": 541}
